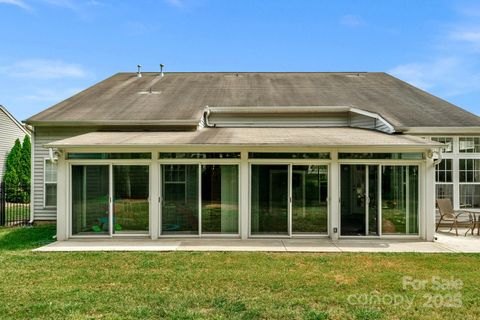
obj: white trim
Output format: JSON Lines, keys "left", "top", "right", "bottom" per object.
{"left": 404, "top": 127, "right": 480, "bottom": 134}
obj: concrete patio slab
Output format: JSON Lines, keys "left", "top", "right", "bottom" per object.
{"left": 435, "top": 231, "right": 480, "bottom": 253}
{"left": 334, "top": 240, "right": 454, "bottom": 253}
{"left": 282, "top": 239, "right": 340, "bottom": 252}
{"left": 176, "top": 239, "right": 287, "bottom": 252}
{"left": 34, "top": 239, "right": 181, "bottom": 252}
{"left": 32, "top": 233, "right": 480, "bottom": 253}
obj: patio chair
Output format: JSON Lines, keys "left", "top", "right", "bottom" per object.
{"left": 436, "top": 199, "right": 474, "bottom": 236}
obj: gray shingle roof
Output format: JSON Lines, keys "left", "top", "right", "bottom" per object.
{"left": 26, "top": 72, "right": 480, "bottom": 128}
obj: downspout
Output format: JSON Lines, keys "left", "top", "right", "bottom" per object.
{"left": 203, "top": 106, "right": 215, "bottom": 127}
{"left": 29, "top": 127, "right": 35, "bottom": 224}
{"left": 433, "top": 148, "right": 443, "bottom": 166}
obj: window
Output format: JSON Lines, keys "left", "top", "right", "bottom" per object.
{"left": 459, "top": 137, "right": 480, "bottom": 153}
{"left": 159, "top": 152, "right": 240, "bottom": 159}
{"left": 436, "top": 159, "right": 453, "bottom": 183}
{"left": 338, "top": 153, "right": 424, "bottom": 160}
{"left": 249, "top": 153, "right": 330, "bottom": 159}
{"left": 460, "top": 185, "right": 480, "bottom": 208}
{"left": 67, "top": 153, "right": 151, "bottom": 159}
{"left": 459, "top": 159, "right": 480, "bottom": 183}
{"left": 431, "top": 137, "right": 453, "bottom": 153}
{"left": 44, "top": 159, "right": 57, "bottom": 207}
{"left": 435, "top": 159, "right": 453, "bottom": 202}
{"left": 459, "top": 159, "right": 480, "bottom": 208}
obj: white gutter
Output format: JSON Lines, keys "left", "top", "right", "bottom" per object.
{"left": 44, "top": 142, "right": 443, "bottom": 149}
{"left": 26, "top": 120, "right": 201, "bottom": 127}
{"left": 433, "top": 149, "right": 443, "bottom": 166}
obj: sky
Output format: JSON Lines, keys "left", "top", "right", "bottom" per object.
{"left": 1, "top": 0, "right": 480, "bottom": 121}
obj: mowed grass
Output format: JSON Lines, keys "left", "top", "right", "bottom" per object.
{"left": 0, "top": 226, "right": 479, "bottom": 319}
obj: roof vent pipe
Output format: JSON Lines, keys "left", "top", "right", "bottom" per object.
{"left": 160, "top": 64, "right": 164, "bottom": 77}
{"left": 137, "top": 64, "right": 142, "bottom": 78}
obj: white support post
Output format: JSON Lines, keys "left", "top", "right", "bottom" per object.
{"left": 425, "top": 158, "right": 436, "bottom": 241}
{"left": 150, "top": 161, "right": 159, "bottom": 239}
{"left": 56, "top": 152, "right": 68, "bottom": 241}
{"left": 240, "top": 151, "right": 249, "bottom": 239}
{"left": 330, "top": 149, "right": 340, "bottom": 240}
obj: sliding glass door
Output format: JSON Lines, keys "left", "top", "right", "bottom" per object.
{"left": 381, "top": 166, "right": 419, "bottom": 235}
{"left": 72, "top": 165, "right": 110, "bottom": 235}
{"left": 251, "top": 165, "right": 289, "bottom": 235}
{"left": 340, "top": 164, "right": 418, "bottom": 236}
{"left": 251, "top": 164, "right": 328, "bottom": 236}
{"left": 113, "top": 165, "right": 149, "bottom": 234}
{"left": 161, "top": 165, "right": 199, "bottom": 235}
{"left": 71, "top": 164, "right": 150, "bottom": 236}
{"left": 201, "top": 165, "right": 239, "bottom": 234}
{"left": 160, "top": 164, "right": 239, "bottom": 236}
{"left": 292, "top": 165, "right": 328, "bottom": 234}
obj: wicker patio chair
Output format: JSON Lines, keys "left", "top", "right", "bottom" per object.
{"left": 436, "top": 199, "right": 474, "bottom": 236}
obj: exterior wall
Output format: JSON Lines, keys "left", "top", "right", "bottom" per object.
{"left": 0, "top": 108, "right": 29, "bottom": 179}
{"left": 32, "top": 126, "right": 96, "bottom": 221}
{"left": 54, "top": 146, "right": 435, "bottom": 241}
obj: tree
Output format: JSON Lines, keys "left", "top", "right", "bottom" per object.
{"left": 20, "top": 135, "right": 31, "bottom": 202}
{"left": 3, "top": 135, "right": 31, "bottom": 203}
{"left": 3, "top": 138, "right": 22, "bottom": 202}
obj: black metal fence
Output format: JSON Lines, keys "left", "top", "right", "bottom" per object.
{"left": 0, "top": 182, "right": 31, "bottom": 226}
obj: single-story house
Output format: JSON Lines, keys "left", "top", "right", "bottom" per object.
{"left": 25, "top": 72, "right": 480, "bottom": 241}
{"left": 0, "top": 105, "right": 30, "bottom": 180}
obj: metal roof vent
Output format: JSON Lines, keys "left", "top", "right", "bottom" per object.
{"left": 137, "top": 64, "right": 142, "bottom": 78}
{"left": 160, "top": 64, "right": 165, "bottom": 77}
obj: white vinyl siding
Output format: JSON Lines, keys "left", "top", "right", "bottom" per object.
{"left": 0, "top": 108, "right": 29, "bottom": 180}
{"left": 33, "top": 127, "right": 96, "bottom": 220}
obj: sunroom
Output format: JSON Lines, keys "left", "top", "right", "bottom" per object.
{"left": 46, "top": 127, "right": 442, "bottom": 241}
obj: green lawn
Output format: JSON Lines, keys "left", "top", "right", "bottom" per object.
{"left": 0, "top": 226, "right": 479, "bottom": 319}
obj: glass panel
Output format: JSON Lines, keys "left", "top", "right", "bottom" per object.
{"left": 45, "top": 160, "right": 57, "bottom": 182}
{"left": 460, "top": 185, "right": 480, "bottom": 208}
{"left": 381, "top": 166, "right": 418, "bottom": 235}
{"left": 249, "top": 153, "right": 330, "bottom": 159}
{"left": 113, "top": 166, "right": 149, "bottom": 233}
{"left": 159, "top": 153, "right": 240, "bottom": 159}
{"left": 436, "top": 184, "right": 453, "bottom": 201}
{"left": 72, "top": 165, "right": 110, "bottom": 235}
{"left": 161, "top": 165, "right": 199, "bottom": 235}
{"left": 251, "top": 165, "right": 288, "bottom": 235}
{"left": 292, "top": 165, "right": 328, "bottom": 234}
{"left": 67, "top": 153, "right": 151, "bottom": 160}
{"left": 435, "top": 159, "right": 453, "bottom": 183}
{"left": 431, "top": 137, "right": 453, "bottom": 153}
{"left": 459, "top": 137, "right": 480, "bottom": 153}
{"left": 368, "top": 166, "right": 379, "bottom": 236}
{"left": 338, "top": 153, "right": 424, "bottom": 160}
{"left": 459, "top": 159, "right": 480, "bottom": 183}
{"left": 340, "top": 165, "right": 367, "bottom": 236}
{"left": 201, "top": 165, "right": 239, "bottom": 234}
{"left": 45, "top": 183, "right": 57, "bottom": 207}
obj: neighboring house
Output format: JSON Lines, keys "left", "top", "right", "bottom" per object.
{"left": 25, "top": 72, "right": 480, "bottom": 241}
{"left": 0, "top": 105, "right": 30, "bottom": 180}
